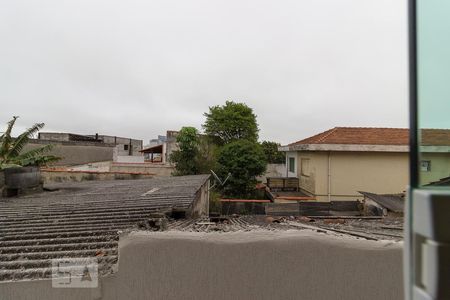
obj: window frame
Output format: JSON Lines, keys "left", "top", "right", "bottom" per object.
{"left": 288, "top": 157, "right": 295, "bottom": 173}
{"left": 420, "top": 160, "right": 431, "bottom": 172}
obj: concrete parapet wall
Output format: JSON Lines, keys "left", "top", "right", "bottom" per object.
{"left": 111, "top": 163, "right": 174, "bottom": 177}
{"left": 41, "top": 170, "right": 154, "bottom": 184}
{"left": 63, "top": 161, "right": 174, "bottom": 177}
{"left": 0, "top": 230, "right": 403, "bottom": 300}
{"left": 42, "top": 162, "right": 175, "bottom": 182}
{"left": 67, "top": 161, "right": 112, "bottom": 172}
{"left": 114, "top": 156, "right": 145, "bottom": 163}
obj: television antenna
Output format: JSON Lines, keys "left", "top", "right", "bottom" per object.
{"left": 210, "top": 170, "right": 231, "bottom": 189}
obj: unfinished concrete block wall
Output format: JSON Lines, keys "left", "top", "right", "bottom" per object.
{"left": 24, "top": 140, "right": 114, "bottom": 166}
{"left": 99, "top": 136, "right": 143, "bottom": 156}
{"left": 37, "top": 132, "right": 71, "bottom": 141}
{"left": 164, "top": 136, "right": 179, "bottom": 164}
{"left": 257, "top": 163, "right": 286, "bottom": 183}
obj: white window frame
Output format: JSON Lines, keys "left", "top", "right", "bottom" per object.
{"left": 286, "top": 152, "right": 297, "bottom": 177}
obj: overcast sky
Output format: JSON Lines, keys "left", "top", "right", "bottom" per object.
{"left": 0, "top": 0, "right": 408, "bottom": 145}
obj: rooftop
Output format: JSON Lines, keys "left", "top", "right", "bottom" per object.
{"left": 0, "top": 175, "right": 209, "bottom": 281}
{"left": 358, "top": 191, "right": 405, "bottom": 213}
{"left": 289, "top": 127, "right": 409, "bottom": 146}
{"left": 140, "top": 144, "right": 163, "bottom": 153}
{"left": 281, "top": 127, "right": 450, "bottom": 152}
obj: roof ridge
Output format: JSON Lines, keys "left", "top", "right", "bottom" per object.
{"left": 334, "top": 126, "right": 408, "bottom": 130}
{"left": 285, "top": 127, "right": 450, "bottom": 148}
{"left": 288, "top": 127, "right": 334, "bottom": 146}
{"left": 286, "top": 127, "right": 411, "bottom": 147}
{"left": 316, "top": 127, "right": 339, "bottom": 143}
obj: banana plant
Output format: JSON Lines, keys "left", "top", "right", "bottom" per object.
{"left": 0, "top": 116, "right": 60, "bottom": 169}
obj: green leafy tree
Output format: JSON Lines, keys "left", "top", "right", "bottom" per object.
{"left": 216, "top": 140, "right": 267, "bottom": 197}
{"left": 0, "top": 116, "right": 60, "bottom": 169}
{"left": 169, "top": 127, "right": 201, "bottom": 176}
{"left": 203, "top": 101, "right": 259, "bottom": 144}
{"left": 196, "top": 135, "right": 220, "bottom": 174}
{"left": 261, "top": 141, "right": 285, "bottom": 164}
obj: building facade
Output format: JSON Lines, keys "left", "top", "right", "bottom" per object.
{"left": 280, "top": 127, "right": 450, "bottom": 201}
{"left": 141, "top": 130, "right": 179, "bottom": 164}
{"left": 36, "top": 132, "right": 143, "bottom": 165}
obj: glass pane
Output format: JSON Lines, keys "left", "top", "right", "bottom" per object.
{"left": 417, "top": 0, "right": 450, "bottom": 187}
{"left": 289, "top": 157, "right": 295, "bottom": 173}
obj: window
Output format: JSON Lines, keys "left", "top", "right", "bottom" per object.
{"left": 420, "top": 160, "right": 431, "bottom": 172}
{"left": 288, "top": 157, "right": 295, "bottom": 173}
{"left": 124, "top": 145, "right": 129, "bottom": 151}
{"left": 408, "top": 2, "right": 450, "bottom": 298}
{"left": 415, "top": 0, "right": 450, "bottom": 186}
{"left": 301, "top": 158, "right": 310, "bottom": 176}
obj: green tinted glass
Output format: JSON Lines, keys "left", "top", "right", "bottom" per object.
{"left": 289, "top": 157, "right": 295, "bottom": 173}
{"left": 417, "top": 0, "right": 450, "bottom": 187}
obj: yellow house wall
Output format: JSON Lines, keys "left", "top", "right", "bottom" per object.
{"left": 296, "top": 151, "right": 409, "bottom": 201}
{"left": 420, "top": 152, "right": 450, "bottom": 185}
{"left": 296, "top": 152, "right": 328, "bottom": 196}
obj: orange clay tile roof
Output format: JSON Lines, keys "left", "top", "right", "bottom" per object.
{"left": 421, "top": 129, "right": 450, "bottom": 146}
{"left": 289, "top": 127, "right": 450, "bottom": 146}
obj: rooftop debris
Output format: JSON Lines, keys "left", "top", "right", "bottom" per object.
{"left": 288, "top": 216, "right": 403, "bottom": 241}
{"left": 359, "top": 191, "right": 405, "bottom": 213}
{"left": 169, "top": 215, "right": 404, "bottom": 242}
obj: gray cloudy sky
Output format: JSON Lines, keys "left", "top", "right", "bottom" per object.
{"left": 0, "top": 0, "right": 408, "bottom": 145}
